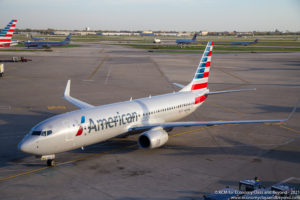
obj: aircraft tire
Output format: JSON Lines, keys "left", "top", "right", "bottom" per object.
{"left": 47, "top": 159, "right": 55, "bottom": 167}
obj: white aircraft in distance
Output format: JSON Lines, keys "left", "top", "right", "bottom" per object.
{"left": 153, "top": 38, "right": 161, "bottom": 43}
{"left": 18, "top": 41, "right": 297, "bottom": 166}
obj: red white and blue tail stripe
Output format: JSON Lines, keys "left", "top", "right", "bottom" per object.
{"left": 0, "top": 19, "right": 18, "bottom": 47}
{"left": 181, "top": 41, "right": 213, "bottom": 92}
{"left": 191, "top": 41, "right": 213, "bottom": 90}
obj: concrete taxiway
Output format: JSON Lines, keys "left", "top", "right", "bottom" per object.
{"left": 0, "top": 44, "right": 299, "bottom": 199}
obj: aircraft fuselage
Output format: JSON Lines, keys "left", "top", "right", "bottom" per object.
{"left": 18, "top": 90, "right": 206, "bottom": 155}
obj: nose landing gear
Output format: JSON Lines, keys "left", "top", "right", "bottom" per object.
{"left": 41, "top": 154, "right": 56, "bottom": 167}
{"left": 47, "top": 159, "right": 56, "bottom": 167}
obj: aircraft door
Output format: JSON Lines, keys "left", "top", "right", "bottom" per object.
{"left": 64, "top": 120, "right": 74, "bottom": 142}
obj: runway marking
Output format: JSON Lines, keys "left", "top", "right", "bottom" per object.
{"left": 0, "top": 166, "right": 50, "bottom": 181}
{"left": 264, "top": 123, "right": 300, "bottom": 134}
{"left": 88, "top": 55, "right": 109, "bottom": 80}
{"left": 47, "top": 105, "right": 66, "bottom": 110}
{"left": 11, "top": 107, "right": 31, "bottom": 111}
{"left": 170, "top": 126, "right": 216, "bottom": 137}
{"left": 104, "top": 65, "right": 112, "bottom": 85}
{"left": 206, "top": 101, "right": 244, "bottom": 115}
{"left": 279, "top": 125, "right": 300, "bottom": 134}
{"left": 0, "top": 105, "right": 11, "bottom": 110}
{"left": 216, "top": 68, "right": 250, "bottom": 84}
{"left": 149, "top": 57, "right": 175, "bottom": 90}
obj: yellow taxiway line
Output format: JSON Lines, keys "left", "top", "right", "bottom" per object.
{"left": 0, "top": 127, "right": 214, "bottom": 182}
{"left": 47, "top": 105, "right": 66, "bottom": 110}
{"left": 0, "top": 166, "right": 50, "bottom": 181}
{"left": 88, "top": 55, "right": 109, "bottom": 80}
{"left": 279, "top": 125, "right": 300, "bottom": 134}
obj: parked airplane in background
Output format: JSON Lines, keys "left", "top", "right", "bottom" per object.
{"left": 153, "top": 38, "right": 161, "bottom": 43}
{"left": 231, "top": 39, "right": 258, "bottom": 46}
{"left": 18, "top": 41, "right": 296, "bottom": 166}
{"left": 0, "top": 19, "right": 18, "bottom": 47}
{"left": 24, "top": 33, "right": 72, "bottom": 48}
{"left": 30, "top": 34, "right": 45, "bottom": 41}
{"left": 176, "top": 33, "right": 198, "bottom": 47}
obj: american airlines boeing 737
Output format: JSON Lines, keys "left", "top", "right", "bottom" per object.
{"left": 18, "top": 41, "right": 296, "bottom": 166}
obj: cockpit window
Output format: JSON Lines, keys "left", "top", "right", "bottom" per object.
{"left": 47, "top": 130, "right": 52, "bottom": 136}
{"left": 32, "top": 131, "right": 42, "bottom": 135}
{"left": 31, "top": 130, "right": 53, "bottom": 136}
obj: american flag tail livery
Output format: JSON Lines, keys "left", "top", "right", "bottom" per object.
{"left": 181, "top": 41, "right": 213, "bottom": 92}
{"left": 0, "top": 19, "right": 18, "bottom": 47}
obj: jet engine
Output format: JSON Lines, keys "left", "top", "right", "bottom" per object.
{"left": 138, "top": 127, "right": 168, "bottom": 149}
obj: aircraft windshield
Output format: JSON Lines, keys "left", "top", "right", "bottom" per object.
{"left": 31, "top": 130, "right": 52, "bottom": 136}
{"left": 31, "top": 131, "right": 42, "bottom": 135}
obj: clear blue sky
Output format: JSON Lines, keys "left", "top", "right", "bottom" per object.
{"left": 1, "top": 0, "right": 299, "bottom": 32}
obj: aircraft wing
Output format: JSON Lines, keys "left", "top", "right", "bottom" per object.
{"left": 63, "top": 80, "right": 94, "bottom": 109}
{"left": 129, "top": 119, "right": 285, "bottom": 131}
{"left": 129, "top": 101, "right": 298, "bottom": 131}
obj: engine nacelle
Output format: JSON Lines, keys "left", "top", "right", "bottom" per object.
{"left": 138, "top": 127, "right": 168, "bottom": 149}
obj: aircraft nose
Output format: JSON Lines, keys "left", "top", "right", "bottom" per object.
{"left": 18, "top": 140, "right": 30, "bottom": 153}
{"left": 18, "top": 136, "right": 36, "bottom": 154}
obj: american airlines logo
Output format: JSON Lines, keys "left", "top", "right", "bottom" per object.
{"left": 76, "top": 112, "right": 139, "bottom": 136}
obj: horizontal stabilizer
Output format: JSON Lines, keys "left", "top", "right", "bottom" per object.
{"left": 172, "top": 83, "right": 185, "bottom": 89}
{"left": 207, "top": 88, "right": 256, "bottom": 95}
{"left": 63, "top": 80, "right": 94, "bottom": 110}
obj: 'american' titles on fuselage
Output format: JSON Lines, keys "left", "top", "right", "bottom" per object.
{"left": 87, "top": 111, "right": 138, "bottom": 133}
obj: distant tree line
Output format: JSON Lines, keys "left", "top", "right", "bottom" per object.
{"left": 1, "top": 28, "right": 299, "bottom": 36}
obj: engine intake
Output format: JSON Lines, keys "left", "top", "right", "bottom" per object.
{"left": 138, "top": 127, "right": 168, "bottom": 149}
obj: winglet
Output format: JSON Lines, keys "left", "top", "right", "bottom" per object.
{"left": 62, "top": 80, "right": 94, "bottom": 110}
{"left": 64, "top": 80, "right": 71, "bottom": 97}
{"left": 285, "top": 99, "right": 300, "bottom": 122}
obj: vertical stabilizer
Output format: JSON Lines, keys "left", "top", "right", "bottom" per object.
{"left": 0, "top": 19, "right": 17, "bottom": 47}
{"left": 192, "top": 33, "right": 198, "bottom": 41}
{"left": 180, "top": 41, "right": 213, "bottom": 92}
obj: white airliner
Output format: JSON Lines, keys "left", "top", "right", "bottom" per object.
{"left": 18, "top": 41, "right": 296, "bottom": 166}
